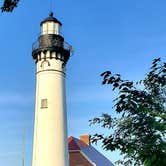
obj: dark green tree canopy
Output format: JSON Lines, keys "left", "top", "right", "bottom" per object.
{"left": 1, "top": 0, "right": 19, "bottom": 12}
{"left": 90, "top": 58, "right": 166, "bottom": 166}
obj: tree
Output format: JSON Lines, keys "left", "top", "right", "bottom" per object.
{"left": 1, "top": 0, "right": 19, "bottom": 12}
{"left": 90, "top": 58, "right": 166, "bottom": 166}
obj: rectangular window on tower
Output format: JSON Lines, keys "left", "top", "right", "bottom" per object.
{"left": 41, "top": 99, "right": 48, "bottom": 109}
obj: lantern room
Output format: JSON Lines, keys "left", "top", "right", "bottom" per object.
{"left": 40, "top": 12, "right": 62, "bottom": 35}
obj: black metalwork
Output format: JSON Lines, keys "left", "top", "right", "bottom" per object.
{"left": 39, "top": 34, "right": 64, "bottom": 48}
{"left": 32, "top": 34, "right": 71, "bottom": 64}
{"left": 40, "top": 12, "right": 62, "bottom": 26}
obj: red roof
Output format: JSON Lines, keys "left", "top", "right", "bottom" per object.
{"left": 68, "top": 136, "right": 115, "bottom": 166}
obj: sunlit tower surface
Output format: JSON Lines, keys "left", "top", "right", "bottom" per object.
{"left": 32, "top": 12, "right": 72, "bottom": 166}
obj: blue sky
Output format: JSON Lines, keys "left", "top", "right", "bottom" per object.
{"left": 0, "top": 0, "right": 166, "bottom": 165}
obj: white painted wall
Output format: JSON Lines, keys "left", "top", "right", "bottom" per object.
{"left": 32, "top": 50, "right": 69, "bottom": 166}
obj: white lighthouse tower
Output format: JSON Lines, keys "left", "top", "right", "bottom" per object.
{"left": 32, "top": 12, "right": 71, "bottom": 166}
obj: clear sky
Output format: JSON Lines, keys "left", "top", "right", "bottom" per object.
{"left": 0, "top": 0, "right": 166, "bottom": 166}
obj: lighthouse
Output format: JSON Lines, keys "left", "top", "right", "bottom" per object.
{"left": 32, "top": 12, "right": 71, "bottom": 166}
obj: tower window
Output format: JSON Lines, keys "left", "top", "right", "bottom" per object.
{"left": 41, "top": 99, "right": 48, "bottom": 108}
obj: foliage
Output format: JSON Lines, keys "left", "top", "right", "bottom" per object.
{"left": 90, "top": 58, "right": 166, "bottom": 166}
{"left": 1, "top": 0, "right": 19, "bottom": 12}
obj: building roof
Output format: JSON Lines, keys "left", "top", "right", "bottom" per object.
{"left": 68, "top": 136, "right": 115, "bottom": 166}
{"left": 40, "top": 12, "right": 62, "bottom": 26}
